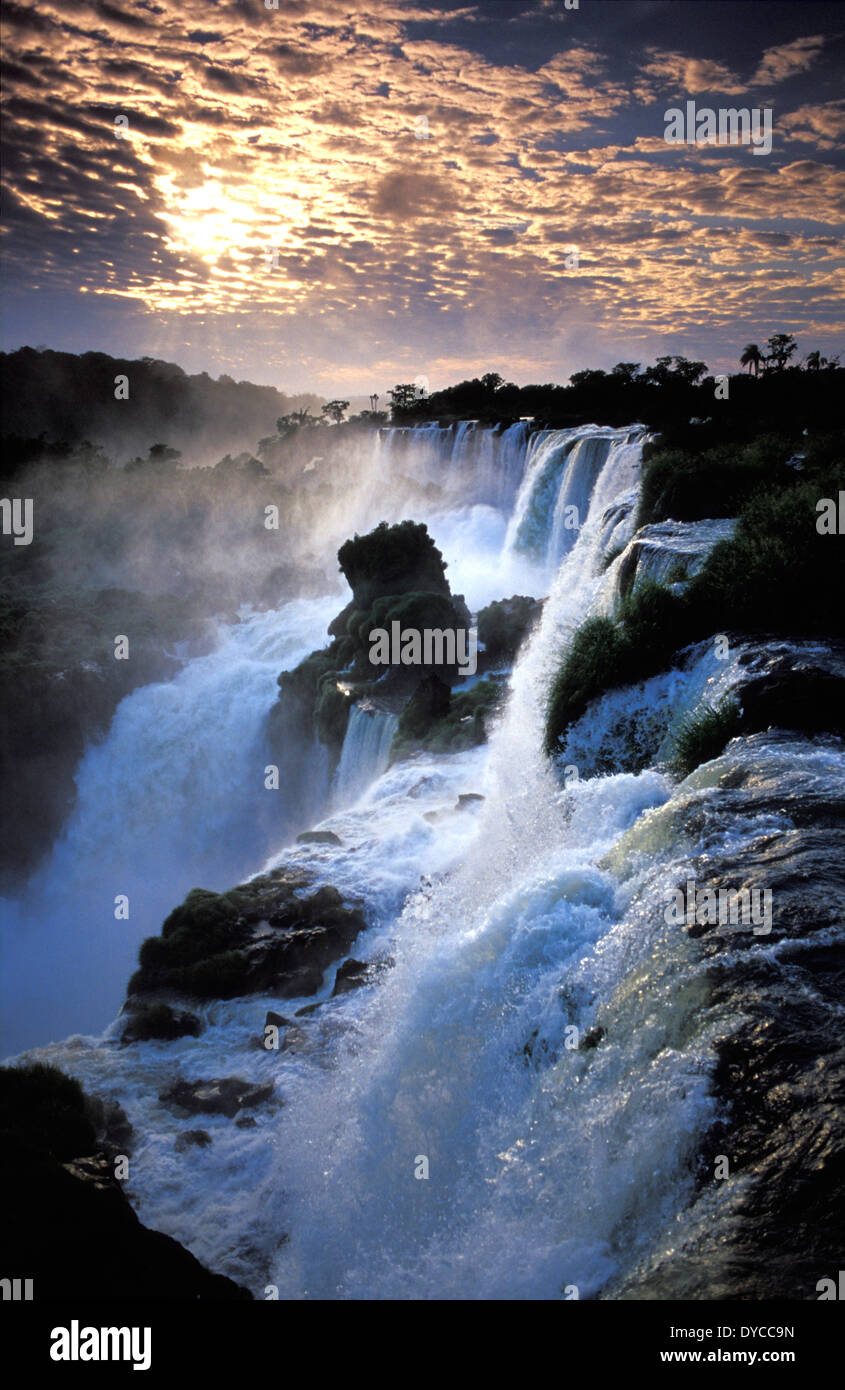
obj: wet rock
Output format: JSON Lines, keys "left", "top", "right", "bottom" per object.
{"left": 424, "top": 793, "right": 485, "bottom": 823}
{"left": 331, "top": 955, "right": 394, "bottom": 997}
{"left": 331, "top": 958, "right": 370, "bottom": 996}
{"left": 280, "top": 1025, "right": 309, "bottom": 1053}
{"left": 608, "top": 728, "right": 845, "bottom": 1301}
{"left": 296, "top": 829, "right": 342, "bottom": 846}
{"left": 174, "top": 1129, "right": 211, "bottom": 1152}
{"left": 265, "top": 1010, "right": 293, "bottom": 1029}
{"left": 736, "top": 663, "right": 845, "bottom": 738}
{"left": 159, "top": 1077, "right": 275, "bottom": 1119}
{"left": 121, "top": 1001, "right": 202, "bottom": 1043}
{"left": 84, "top": 1095, "right": 133, "bottom": 1151}
{"left": 407, "top": 776, "right": 440, "bottom": 798}
{"left": 61, "top": 1153, "right": 115, "bottom": 1192}
{"left": 235, "top": 1115, "right": 257, "bottom": 1129}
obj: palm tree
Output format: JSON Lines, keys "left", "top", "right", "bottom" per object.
{"left": 804, "top": 350, "right": 827, "bottom": 371}
{"left": 740, "top": 343, "right": 763, "bottom": 376}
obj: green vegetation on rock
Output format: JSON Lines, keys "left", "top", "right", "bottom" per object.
{"left": 0, "top": 1062, "right": 96, "bottom": 1162}
{"left": 129, "top": 878, "right": 366, "bottom": 1002}
{"left": 477, "top": 595, "right": 542, "bottom": 662}
{"left": 392, "top": 677, "right": 505, "bottom": 761}
{"left": 670, "top": 698, "right": 743, "bottom": 776}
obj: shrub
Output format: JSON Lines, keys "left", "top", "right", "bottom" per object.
{"left": 638, "top": 433, "right": 795, "bottom": 527}
{"left": 392, "top": 677, "right": 503, "bottom": 759}
{"left": 121, "top": 1002, "right": 201, "bottom": 1042}
{"left": 686, "top": 468, "right": 845, "bottom": 637}
{"left": 338, "top": 520, "right": 449, "bottom": 607}
{"left": 671, "top": 698, "right": 742, "bottom": 776}
{"left": 545, "top": 618, "right": 627, "bottom": 753}
{"left": 0, "top": 1062, "right": 95, "bottom": 1161}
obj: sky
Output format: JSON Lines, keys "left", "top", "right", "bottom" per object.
{"left": 1, "top": 0, "right": 843, "bottom": 395}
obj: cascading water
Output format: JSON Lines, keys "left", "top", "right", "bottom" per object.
{"left": 12, "top": 418, "right": 795, "bottom": 1301}
{"left": 379, "top": 419, "right": 529, "bottom": 511}
{"left": 504, "top": 425, "right": 645, "bottom": 573}
{"left": 0, "top": 596, "right": 339, "bottom": 1055}
{"left": 333, "top": 704, "right": 399, "bottom": 806}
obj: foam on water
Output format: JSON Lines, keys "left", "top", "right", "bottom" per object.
{"left": 9, "top": 421, "right": 745, "bottom": 1299}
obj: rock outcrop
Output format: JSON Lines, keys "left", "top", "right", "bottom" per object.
{"left": 0, "top": 1062, "right": 250, "bottom": 1300}
{"left": 128, "top": 870, "right": 367, "bottom": 1002}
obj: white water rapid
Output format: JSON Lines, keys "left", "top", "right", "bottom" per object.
{"left": 9, "top": 420, "right": 755, "bottom": 1299}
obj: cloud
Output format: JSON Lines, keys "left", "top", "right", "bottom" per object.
{"left": 781, "top": 100, "right": 845, "bottom": 152}
{"left": 639, "top": 50, "right": 746, "bottom": 96}
{"left": 752, "top": 36, "right": 825, "bottom": 86}
{"left": 0, "top": 0, "right": 841, "bottom": 392}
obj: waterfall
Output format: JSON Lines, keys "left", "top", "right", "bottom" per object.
{"left": 333, "top": 704, "right": 399, "bottom": 806}
{"left": 11, "top": 420, "right": 724, "bottom": 1300}
{"left": 504, "top": 425, "right": 646, "bottom": 573}
{"left": 13, "top": 414, "right": 843, "bottom": 1303}
{"left": 378, "top": 419, "right": 530, "bottom": 512}
{"left": 0, "top": 596, "right": 339, "bottom": 1055}
{"left": 242, "top": 424, "right": 704, "bottom": 1300}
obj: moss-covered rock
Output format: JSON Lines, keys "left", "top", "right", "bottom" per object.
{"left": 338, "top": 519, "right": 451, "bottom": 608}
{"left": 477, "top": 595, "right": 543, "bottom": 662}
{"left": 392, "top": 676, "right": 505, "bottom": 761}
{"left": 128, "top": 872, "right": 367, "bottom": 1002}
{"left": 271, "top": 520, "right": 475, "bottom": 762}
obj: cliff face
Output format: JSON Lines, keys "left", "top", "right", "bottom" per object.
{"left": 602, "top": 731, "right": 845, "bottom": 1300}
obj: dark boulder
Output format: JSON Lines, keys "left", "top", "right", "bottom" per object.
{"left": 737, "top": 663, "right": 845, "bottom": 738}
{"left": 331, "top": 958, "right": 370, "bottom": 996}
{"left": 121, "top": 1001, "right": 202, "bottom": 1043}
{"left": 174, "top": 1129, "right": 212, "bottom": 1152}
{"left": 265, "top": 1010, "right": 293, "bottom": 1029}
{"left": 159, "top": 1077, "right": 276, "bottom": 1119}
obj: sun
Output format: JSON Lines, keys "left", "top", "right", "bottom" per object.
{"left": 158, "top": 180, "right": 261, "bottom": 264}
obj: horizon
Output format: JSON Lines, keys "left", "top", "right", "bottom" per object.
{"left": 1, "top": 0, "right": 843, "bottom": 396}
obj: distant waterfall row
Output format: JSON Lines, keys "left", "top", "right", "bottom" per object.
{"left": 374, "top": 420, "right": 646, "bottom": 578}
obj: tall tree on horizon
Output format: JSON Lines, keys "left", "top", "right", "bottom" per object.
{"left": 764, "top": 334, "right": 798, "bottom": 372}
{"left": 740, "top": 343, "right": 763, "bottom": 376}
